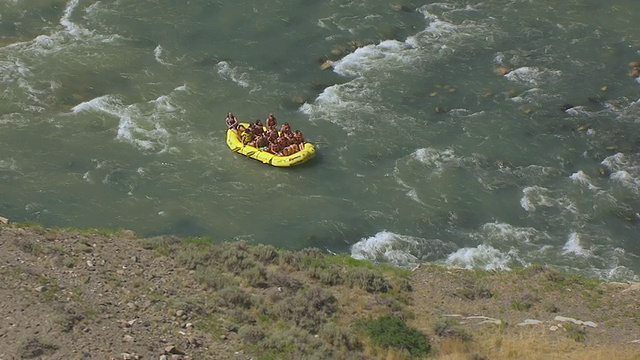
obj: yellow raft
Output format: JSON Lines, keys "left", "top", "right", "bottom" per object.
{"left": 226, "top": 123, "right": 316, "bottom": 167}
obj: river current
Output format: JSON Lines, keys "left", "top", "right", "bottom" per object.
{"left": 1, "top": 0, "right": 640, "bottom": 280}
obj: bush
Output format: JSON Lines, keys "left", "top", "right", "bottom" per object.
{"left": 320, "top": 322, "right": 361, "bottom": 351}
{"left": 307, "top": 265, "right": 343, "bottom": 286}
{"left": 251, "top": 244, "right": 280, "bottom": 265}
{"left": 362, "top": 316, "right": 430, "bottom": 357}
{"left": 18, "top": 337, "right": 59, "bottom": 359}
{"left": 433, "top": 318, "right": 472, "bottom": 341}
{"left": 274, "top": 286, "right": 337, "bottom": 332}
{"left": 239, "top": 325, "right": 265, "bottom": 343}
{"left": 15, "top": 238, "right": 43, "bottom": 256}
{"left": 261, "top": 326, "right": 330, "bottom": 358}
{"left": 398, "top": 278, "right": 413, "bottom": 292}
{"left": 218, "top": 286, "right": 252, "bottom": 309}
{"left": 174, "top": 247, "right": 212, "bottom": 270}
{"left": 266, "top": 270, "right": 304, "bottom": 292}
{"left": 511, "top": 299, "right": 533, "bottom": 311}
{"left": 279, "top": 250, "right": 305, "bottom": 270}
{"left": 139, "top": 235, "right": 181, "bottom": 251}
{"left": 345, "top": 268, "right": 390, "bottom": 293}
{"left": 194, "top": 267, "right": 236, "bottom": 290}
{"left": 221, "top": 247, "right": 256, "bottom": 274}
{"left": 563, "top": 322, "right": 586, "bottom": 342}
{"left": 241, "top": 265, "right": 268, "bottom": 288}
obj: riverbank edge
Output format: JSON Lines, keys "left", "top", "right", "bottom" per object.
{"left": 0, "top": 222, "right": 639, "bottom": 359}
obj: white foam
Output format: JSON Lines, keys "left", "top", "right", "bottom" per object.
{"left": 408, "top": 4, "right": 489, "bottom": 52}
{"left": 351, "top": 231, "right": 455, "bottom": 267}
{"left": 505, "top": 66, "right": 561, "bottom": 86}
{"left": 71, "top": 92, "right": 181, "bottom": 153}
{"left": 61, "top": 0, "right": 93, "bottom": 37}
{"left": 423, "top": 17, "right": 458, "bottom": 37}
{"left": 216, "top": 61, "right": 253, "bottom": 89}
{"left": 601, "top": 153, "right": 640, "bottom": 192}
{"left": 609, "top": 170, "right": 640, "bottom": 191}
{"left": 562, "top": 232, "right": 590, "bottom": 257}
{"left": 82, "top": 171, "right": 92, "bottom": 183}
{"left": 0, "top": 158, "right": 18, "bottom": 172}
{"left": 152, "top": 95, "right": 177, "bottom": 112}
{"left": 601, "top": 152, "right": 626, "bottom": 171}
{"left": 299, "top": 82, "right": 377, "bottom": 132}
{"left": 406, "top": 188, "right": 424, "bottom": 204}
{"left": 154, "top": 45, "right": 172, "bottom": 66}
{"left": 351, "top": 231, "right": 420, "bottom": 267}
{"left": 520, "top": 186, "right": 552, "bottom": 212}
{"left": 603, "top": 266, "right": 639, "bottom": 282}
{"left": 479, "top": 222, "right": 543, "bottom": 244}
{"left": 115, "top": 114, "right": 156, "bottom": 151}
{"left": 445, "top": 244, "right": 514, "bottom": 271}
{"left": 569, "top": 170, "right": 600, "bottom": 191}
{"left": 332, "top": 40, "right": 415, "bottom": 78}
{"left": 174, "top": 84, "right": 188, "bottom": 92}
{"left": 71, "top": 94, "right": 122, "bottom": 114}
{"left": 413, "top": 148, "right": 461, "bottom": 166}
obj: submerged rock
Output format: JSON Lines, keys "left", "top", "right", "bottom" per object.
{"left": 320, "top": 60, "right": 333, "bottom": 70}
{"left": 390, "top": 4, "right": 414, "bottom": 12}
{"left": 494, "top": 66, "right": 512, "bottom": 76}
{"left": 560, "top": 103, "right": 575, "bottom": 112}
{"left": 291, "top": 96, "right": 307, "bottom": 105}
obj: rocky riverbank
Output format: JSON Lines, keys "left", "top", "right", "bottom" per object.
{"left": 0, "top": 223, "right": 638, "bottom": 359}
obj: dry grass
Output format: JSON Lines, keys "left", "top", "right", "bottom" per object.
{"left": 411, "top": 265, "right": 640, "bottom": 360}
{"left": 449, "top": 327, "right": 640, "bottom": 360}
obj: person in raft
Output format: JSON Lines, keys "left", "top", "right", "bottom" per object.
{"left": 237, "top": 125, "right": 253, "bottom": 145}
{"left": 225, "top": 112, "right": 238, "bottom": 131}
{"left": 266, "top": 113, "right": 277, "bottom": 131}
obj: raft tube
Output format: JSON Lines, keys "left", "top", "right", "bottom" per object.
{"left": 226, "top": 123, "right": 316, "bottom": 167}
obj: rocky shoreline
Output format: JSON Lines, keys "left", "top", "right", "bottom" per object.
{"left": 0, "top": 222, "right": 639, "bottom": 359}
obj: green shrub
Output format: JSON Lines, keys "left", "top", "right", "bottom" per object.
{"left": 319, "top": 322, "right": 361, "bottom": 351}
{"left": 218, "top": 286, "right": 252, "bottom": 309}
{"left": 398, "top": 278, "right": 413, "bottom": 292}
{"left": 139, "top": 235, "right": 181, "bottom": 251}
{"left": 544, "top": 269, "right": 566, "bottom": 283}
{"left": 194, "top": 266, "right": 235, "bottom": 290}
{"left": 54, "top": 311, "right": 84, "bottom": 333}
{"left": 239, "top": 325, "right": 265, "bottom": 343}
{"left": 345, "top": 268, "right": 390, "bottom": 293}
{"left": 307, "top": 265, "right": 343, "bottom": 286}
{"left": 510, "top": 299, "right": 533, "bottom": 311}
{"left": 433, "top": 318, "right": 472, "bottom": 341}
{"left": 62, "top": 257, "right": 77, "bottom": 268}
{"left": 260, "top": 326, "right": 330, "bottom": 359}
{"left": 15, "top": 238, "right": 43, "bottom": 256}
{"left": 563, "top": 323, "right": 586, "bottom": 342}
{"left": 301, "top": 247, "right": 325, "bottom": 260}
{"left": 279, "top": 250, "right": 305, "bottom": 270}
{"left": 252, "top": 244, "right": 280, "bottom": 265}
{"left": 362, "top": 316, "right": 430, "bottom": 357}
{"left": 274, "top": 286, "right": 337, "bottom": 332}
{"left": 174, "top": 247, "right": 212, "bottom": 270}
{"left": 266, "top": 270, "right": 304, "bottom": 292}
{"left": 242, "top": 265, "right": 268, "bottom": 288}
{"left": 221, "top": 246, "right": 256, "bottom": 274}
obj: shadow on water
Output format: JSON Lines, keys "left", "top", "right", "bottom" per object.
{"left": 150, "top": 216, "right": 211, "bottom": 239}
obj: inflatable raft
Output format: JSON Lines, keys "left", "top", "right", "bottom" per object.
{"left": 226, "top": 123, "right": 316, "bottom": 167}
